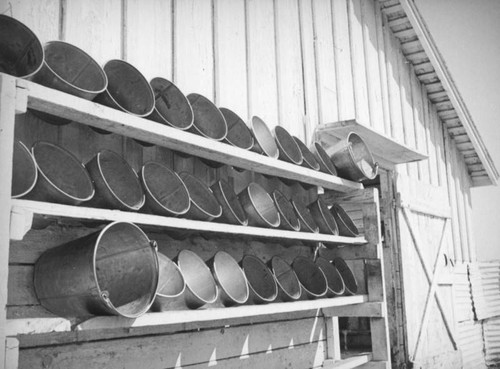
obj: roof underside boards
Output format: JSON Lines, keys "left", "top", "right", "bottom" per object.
{"left": 379, "top": 0, "right": 499, "bottom": 187}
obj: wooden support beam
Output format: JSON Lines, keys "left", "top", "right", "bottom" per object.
{"left": 0, "top": 74, "right": 17, "bottom": 368}
{"left": 322, "top": 302, "right": 384, "bottom": 318}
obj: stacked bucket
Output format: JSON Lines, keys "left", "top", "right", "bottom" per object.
{"left": 3, "top": 15, "right": 372, "bottom": 319}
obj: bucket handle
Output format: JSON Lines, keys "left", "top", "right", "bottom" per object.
{"left": 150, "top": 240, "right": 158, "bottom": 251}
{"left": 101, "top": 290, "right": 115, "bottom": 311}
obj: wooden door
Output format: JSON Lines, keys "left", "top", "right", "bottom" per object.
{"left": 394, "top": 174, "right": 461, "bottom": 368}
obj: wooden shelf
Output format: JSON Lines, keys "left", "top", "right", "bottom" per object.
{"left": 6, "top": 295, "right": 369, "bottom": 336}
{"left": 16, "top": 77, "right": 363, "bottom": 193}
{"left": 315, "top": 119, "right": 428, "bottom": 167}
{"left": 10, "top": 199, "right": 367, "bottom": 245}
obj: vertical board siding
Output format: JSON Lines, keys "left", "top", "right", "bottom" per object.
{"left": 2, "top": 0, "right": 60, "bottom": 42}
{"left": 298, "top": 0, "right": 319, "bottom": 143}
{"left": 246, "top": 0, "right": 279, "bottom": 127}
{"left": 64, "top": 0, "right": 122, "bottom": 62}
{"left": 124, "top": 0, "right": 173, "bottom": 81}
{"left": 361, "top": 0, "right": 384, "bottom": 133}
{"left": 214, "top": 0, "right": 248, "bottom": 119}
{"left": 374, "top": 1, "right": 391, "bottom": 136}
{"left": 348, "top": 0, "right": 370, "bottom": 126}
{"left": 331, "top": 0, "right": 355, "bottom": 122}
{"left": 311, "top": 0, "right": 338, "bottom": 125}
{"left": 174, "top": 0, "right": 214, "bottom": 99}
{"left": 274, "top": 0, "right": 305, "bottom": 136}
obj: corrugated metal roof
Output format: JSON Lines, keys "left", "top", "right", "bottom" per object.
{"left": 484, "top": 317, "right": 500, "bottom": 367}
{"left": 379, "top": 0, "right": 499, "bottom": 187}
{"left": 458, "top": 320, "right": 487, "bottom": 369}
{"left": 470, "top": 262, "right": 500, "bottom": 321}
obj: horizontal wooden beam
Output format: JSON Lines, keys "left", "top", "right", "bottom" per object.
{"left": 10, "top": 200, "right": 367, "bottom": 245}
{"left": 322, "top": 302, "right": 385, "bottom": 318}
{"left": 77, "top": 295, "right": 369, "bottom": 331}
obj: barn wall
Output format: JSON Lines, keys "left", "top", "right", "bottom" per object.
{"left": 2, "top": 0, "right": 480, "bottom": 367}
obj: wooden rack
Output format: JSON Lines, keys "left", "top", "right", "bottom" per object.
{"left": 0, "top": 73, "right": 390, "bottom": 369}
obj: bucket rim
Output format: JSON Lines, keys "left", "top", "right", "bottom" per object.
{"left": 315, "top": 256, "right": 346, "bottom": 295}
{"left": 32, "top": 141, "right": 95, "bottom": 202}
{"left": 149, "top": 76, "right": 194, "bottom": 131}
{"left": 249, "top": 116, "right": 279, "bottom": 159}
{"left": 41, "top": 40, "right": 108, "bottom": 95}
{"left": 346, "top": 132, "right": 378, "bottom": 180}
{"left": 156, "top": 253, "right": 186, "bottom": 299}
{"left": 177, "top": 249, "right": 218, "bottom": 304}
{"left": 292, "top": 256, "right": 328, "bottom": 298}
{"left": 140, "top": 161, "right": 190, "bottom": 216}
{"left": 180, "top": 172, "right": 222, "bottom": 219}
{"left": 246, "top": 183, "right": 280, "bottom": 228}
{"left": 273, "top": 126, "right": 303, "bottom": 165}
{"left": 212, "top": 251, "right": 249, "bottom": 304}
{"left": 272, "top": 189, "right": 300, "bottom": 231}
{"left": 212, "top": 179, "right": 248, "bottom": 226}
{"left": 91, "top": 221, "right": 159, "bottom": 318}
{"left": 313, "top": 198, "right": 339, "bottom": 235}
{"left": 219, "top": 107, "right": 254, "bottom": 150}
{"left": 101, "top": 59, "right": 155, "bottom": 117}
{"left": 242, "top": 254, "right": 278, "bottom": 302}
{"left": 187, "top": 93, "right": 228, "bottom": 141}
{"left": 93, "top": 150, "right": 145, "bottom": 211}
{"left": 269, "top": 255, "right": 302, "bottom": 300}
{"left": 291, "top": 199, "right": 319, "bottom": 233}
{"left": 0, "top": 14, "right": 45, "bottom": 79}
{"left": 12, "top": 140, "right": 38, "bottom": 199}
{"left": 293, "top": 136, "right": 321, "bottom": 171}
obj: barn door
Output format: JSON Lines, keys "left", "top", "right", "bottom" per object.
{"left": 394, "top": 174, "right": 461, "bottom": 368}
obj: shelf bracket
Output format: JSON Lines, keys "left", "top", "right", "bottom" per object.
{"left": 10, "top": 206, "right": 33, "bottom": 241}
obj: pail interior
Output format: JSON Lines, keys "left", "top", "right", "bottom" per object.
{"left": 251, "top": 117, "right": 279, "bottom": 158}
{"left": 178, "top": 250, "right": 217, "bottom": 302}
{"left": 98, "top": 151, "right": 144, "bottom": 208}
{"left": 248, "top": 183, "right": 280, "bottom": 226}
{"left": 242, "top": 255, "right": 277, "bottom": 300}
{"left": 151, "top": 78, "right": 193, "bottom": 130}
{"left": 104, "top": 60, "right": 154, "bottom": 116}
{"left": 143, "top": 162, "right": 190, "bottom": 214}
{"left": 220, "top": 108, "right": 254, "bottom": 149}
{"left": 293, "top": 257, "right": 327, "bottom": 296}
{"left": 187, "top": 94, "right": 227, "bottom": 140}
{"left": 271, "top": 257, "right": 300, "bottom": 298}
{"left": 275, "top": 126, "right": 302, "bottom": 164}
{"left": 216, "top": 180, "right": 247, "bottom": 224}
{"left": 273, "top": 190, "right": 299, "bottom": 231}
{"left": 157, "top": 253, "right": 185, "bottom": 297}
{"left": 181, "top": 173, "right": 221, "bottom": 218}
{"left": 44, "top": 41, "right": 107, "bottom": 92}
{"left": 315, "top": 257, "right": 344, "bottom": 295}
{"left": 214, "top": 252, "right": 248, "bottom": 303}
{"left": 33, "top": 142, "right": 94, "bottom": 200}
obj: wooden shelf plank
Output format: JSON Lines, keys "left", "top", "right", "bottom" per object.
{"left": 10, "top": 200, "right": 367, "bottom": 245}
{"left": 77, "top": 295, "right": 368, "bottom": 331}
{"left": 315, "top": 119, "right": 428, "bottom": 166}
{"left": 323, "top": 353, "right": 372, "bottom": 369}
{"left": 16, "top": 77, "right": 363, "bottom": 193}
{"left": 5, "top": 295, "right": 368, "bottom": 336}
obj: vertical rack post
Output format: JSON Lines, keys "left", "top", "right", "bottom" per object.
{"left": 363, "top": 187, "right": 390, "bottom": 367}
{"left": 0, "top": 74, "right": 17, "bottom": 369}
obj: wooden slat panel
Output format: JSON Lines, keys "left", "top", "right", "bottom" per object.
{"left": 384, "top": 20, "right": 404, "bottom": 144}
{"left": 124, "top": 0, "right": 172, "bottom": 81}
{"left": 19, "top": 318, "right": 326, "bottom": 369}
{"left": 332, "top": 0, "right": 355, "bottom": 122}
{"left": 298, "top": 0, "right": 319, "bottom": 143}
{"left": 274, "top": 0, "right": 305, "bottom": 136}
{"left": 4, "top": 0, "right": 60, "bottom": 42}
{"left": 374, "top": 2, "right": 391, "bottom": 136}
{"left": 348, "top": 0, "right": 369, "bottom": 126}
{"left": 214, "top": 0, "right": 248, "bottom": 120}
{"left": 425, "top": 91, "right": 439, "bottom": 186}
{"left": 246, "top": 0, "right": 279, "bottom": 127}
{"left": 64, "top": 0, "right": 122, "bottom": 62}
{"left": 452, "top": 141, "right": 469, "bottom": 262}
{"left": 411, "top": 70, "right": 429, "bottom": 183}
{"left": 361, "top": 0, "right": 384, "bottom": 132}
{"left": 311, "top": 0, "right": 338, "bottom": 124}
{"left": 174, "top": 0, "right": 213, "bottom": 98}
